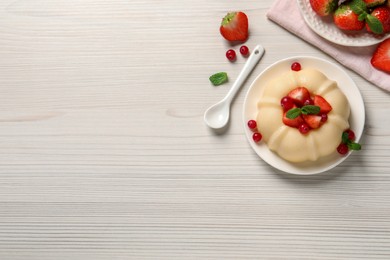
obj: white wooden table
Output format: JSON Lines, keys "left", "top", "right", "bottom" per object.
{"left": 0, "top": 0, "right": 389, "bottom": 259}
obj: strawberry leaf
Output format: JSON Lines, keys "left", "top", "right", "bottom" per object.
{"left": 366, "top": 14, "right": 384, "bottom": 34}
{"left": 209, "top": 72, "right": 228, "bottom": 86}
{"left": 350, "top": 0, "right": 367, "bottom": 15}
{"left": 301, "top": 105, "right": 320, "bottom": 115}
{"left": 286, "top": 108, "right": 302, "bottom": 119}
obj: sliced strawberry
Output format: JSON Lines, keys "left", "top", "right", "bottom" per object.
{"left": 219, "top": 12, "right": 249, "bottom": 42}
{"left": 366, "top": 6, "right": 390, "bottom": 34}
{"left": 287, "top": 87, "right": 310, "bottom": 106}
{"left": 333, "top": 4, "right": 365, "bottom": 31}
{"left": 302, "top": 114, "right": 322, "bottom": 129}
{"left": 371, "top": 38, "right": 390, "bottom": 73}
{"left": 313, "top": 95, "right": 332, "bottom": 113}
{"left": 310, "top": 0, "right": 337, "bottom": 17}
{"left": 363, "top": 0, "right": 386, "bottom": 8}
{"left": 282, "top": 112, "right": 304, "bottom": 128}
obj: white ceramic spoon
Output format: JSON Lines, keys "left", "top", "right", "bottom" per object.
{"left": 204, "top": 44, "right": 265, "bottom": 129}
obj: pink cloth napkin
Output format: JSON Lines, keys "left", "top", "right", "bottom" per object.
{"left": 266, "top": 0, "right": 389, "bottom": 91}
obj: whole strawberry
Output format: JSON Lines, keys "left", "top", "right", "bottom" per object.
{"left": 310, "top": 0, "right": 337, "bottom": 16}
{"left": 363, "top": 0, "right": 386, "bottom": 8}
{"left": 334, "top": 4, "right": 365, "bottom": 31}
{"left": 219, "top": 12, "right": 249, "bottom": 42}
{"left": 366, "top": 6, "right": 390, "bottom": 34}
{"left": 371, "top": 38, "right": 390, "bottom": 73}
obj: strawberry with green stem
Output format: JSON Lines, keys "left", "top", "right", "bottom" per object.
{"left": 366, "top": 6, "right": 390, "bottom": 34}
{"left": 310, "top": 0, "right": 337, "bottom": 16}
{"left": 350, "top": 0, "right": 385, "bottom": 34}
{"left": 219, "top": 12, "right": 249, "bottom": 42}
{"left": 334, "top": 3, "right": 366, "bottom": 31}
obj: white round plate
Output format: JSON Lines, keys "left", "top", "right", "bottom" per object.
{"left": 297, "top": 0, "right": 390, "bottom": 46}
{"left": 243, "top": 56, "right": 365, "bottom": 175}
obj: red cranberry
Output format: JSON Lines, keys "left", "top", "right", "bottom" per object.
{"left": 226, "top": 49, "right": 236, "bottom": 61}
{"left": 320, "top": 113, "right": 328, "bottom": 122}
{"left": 239, "top": 45, "right": 249, "bottom": 56}
{"left": 291, "top": 62, "right": 301, "bottom": 71}
{"left": 280, "top": 96, "right": 295, "bottom": 111}
{"left": 337, "top": 143, "right": 349, "bottom": 155}
{"left": 345, "top": 129, "right": 356, "bottom": 141}
{"left": 247, "top": 120, "right": 257, "bottom": 130}
{"left": 298, "top": 123, "right": 310, "bottom": 134}
{"left": 252, "top": 132, "right": 262, "bottom": 143}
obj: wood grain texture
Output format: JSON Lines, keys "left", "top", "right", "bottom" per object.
{"left": 0, "top": 0, "right": 389, "bottom": 259}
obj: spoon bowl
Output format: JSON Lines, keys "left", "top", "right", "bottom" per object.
{"left": 204, "top": 44, "right": 265, "bottom": 129}
{"left": 203, "top": 99, "right": 230, "bottom": 129}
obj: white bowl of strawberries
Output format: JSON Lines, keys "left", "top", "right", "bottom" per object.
{"left": 297, "top": 0, "right": 390, "bottom": 46}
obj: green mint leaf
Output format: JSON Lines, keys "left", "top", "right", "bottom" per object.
{"left": 209, "top": 72, "right": 228, "bottom": 86}
{"left": 358, "top": 13, "right": 367, "bottom": 22}
{"left": 366, "top": 14, "right": 384, "bottom": 34}
{"left": 350, "top": 0, "right": 367, "bottom": 15}
{"left": 348, "top": 142, "right": 362, "bottom": 151}
{"left": 301, "top": 105, "right": 320, "bottom": 115}
{"left": 286, "top": 108, "right": 302, "bottom": 119}
{"left": 342, "top": 132, "right": 350, "bottom": 144}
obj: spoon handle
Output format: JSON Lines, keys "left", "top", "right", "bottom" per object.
{"left": 224, "top": 44, "right": 265, "bottom": 104}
